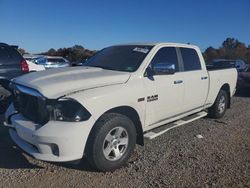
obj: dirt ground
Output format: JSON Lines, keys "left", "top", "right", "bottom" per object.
{"left": 0, "top": 92, "right": 249, "bottom": 188}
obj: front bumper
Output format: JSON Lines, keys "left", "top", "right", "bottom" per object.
{"left": 4, "top": 103, "right": 95, "bottom": 162}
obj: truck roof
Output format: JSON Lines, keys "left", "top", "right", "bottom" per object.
{"left": 114, "top": 42, "right": 198, "bottom": 48}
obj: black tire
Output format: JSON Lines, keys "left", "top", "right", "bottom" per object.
{"left": 0, "top": 86, "right": 11, "bottom": 114}
{"left": 85, "top": 113, "right": 136, "bottom": 172}
{"left": 208, "top": 90, "right": 228, "bottom": 119}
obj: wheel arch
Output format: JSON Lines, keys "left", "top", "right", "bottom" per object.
{"left": 105, "top": 106, "right": 144, "bottom": 146}
{"left": 86, "top": 106, "right": 144, "bottom": 150}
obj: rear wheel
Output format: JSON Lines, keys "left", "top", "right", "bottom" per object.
{"left": 0, "top": 86, "right": 11, "bottom": 114}
{"left": 208, "top": 90, "right": 228, "bottom": 119}
{"left": 85, "top": 113, "right": 136, "bottom": 172}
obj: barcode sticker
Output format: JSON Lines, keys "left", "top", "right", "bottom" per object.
{"left": 133, "top": 47, "right": 149, "bottom": 54}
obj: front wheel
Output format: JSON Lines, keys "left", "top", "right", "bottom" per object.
{"left": 208, "top": 90, "right": 228, "bottom": 119}
{"left": 85, "top": 113, "right": 136, "bottom": 171}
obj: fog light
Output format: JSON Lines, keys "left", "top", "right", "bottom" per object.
{"left": 51, "top": 144, "right": 59, "bottom": 156}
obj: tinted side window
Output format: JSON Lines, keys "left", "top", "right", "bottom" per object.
{"left": 180, "top": 48, "right": 201, "bottom": 71}
{"left": 151, "top": 47, "right": 179, "bottom": 71}
{"left": 0, "top": 46, "right": 11, "bottom": 62}
{"left": 48, "top": 58, "right": 66, "bottom": 63}
{"left": 8, "top": 47, "right": 22, "bottom": 62}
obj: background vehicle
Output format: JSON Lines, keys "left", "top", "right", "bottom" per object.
{"left": 23, "top": 54, "right": 46, "bottom": 72}
{"left": 24, "top": 55, "right": 70, "bottom": 70}
{"left": 0, "top": 42, "right": 28, "bottom": 113}
{"left": 44, "top": 56, "right": 70, "bottom": 69}
{"left": 237, "top": 66, "right": 250, "bottom": 90}
{"left": 71, "top": 59, "right": 87, "bottom": 66}
{"left": 4, "top": 43, "right": 237, "bottom": 171}
{"left": 212, "top": 59, "right": 247, "bottom": 72}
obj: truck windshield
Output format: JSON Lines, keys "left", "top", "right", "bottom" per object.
{"left": 84, "top": 45, "right": 153, "bottom": 72}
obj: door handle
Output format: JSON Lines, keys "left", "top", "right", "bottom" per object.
{"left": 174, "top": 80, "right": 183, "bottom": 84}
{"left": 201, "top": 76, "right": 208, "bottom": 80}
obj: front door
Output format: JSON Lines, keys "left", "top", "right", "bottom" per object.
{"left": 143, "top": 47, "right": 184, "bottom": 126}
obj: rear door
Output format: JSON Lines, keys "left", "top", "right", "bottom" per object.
{"left": 178, "top": 47, "right": 209, "bottom": 112}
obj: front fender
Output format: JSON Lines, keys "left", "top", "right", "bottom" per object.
{"left": 67, "top": 82, "right": 146, "bottom": 128}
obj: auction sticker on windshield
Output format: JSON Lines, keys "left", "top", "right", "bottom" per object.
{"left": 133, "top": 47, "right": 149, "bottom": 54}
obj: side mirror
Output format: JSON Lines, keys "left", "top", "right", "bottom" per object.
{"left": 145, "top": 67, "right": 155, "bottom": 78}
{"left": 153, "top": 63, "right": 176, "bottom": 75}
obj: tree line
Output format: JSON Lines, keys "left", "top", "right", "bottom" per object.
{"left": 18, "top": 37, "right": 250, "bottom": 64}
{"left": 203, "top": 37, "right": 250, "bottom": 64}
{"left": 18, "top": 45, "right": 96, "bottom": 63}
{"left": 41, "top": 45, "right": 96, "bottom": 62}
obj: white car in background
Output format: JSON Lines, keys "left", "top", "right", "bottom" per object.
{"left": 24, "top": 55, "right": 70, "bottom": 70}
{"left": 44, "top": 56, "right": 70, "bottom": 69}
{"left": 23, "top": 54, "right": 46, "bottom": 72}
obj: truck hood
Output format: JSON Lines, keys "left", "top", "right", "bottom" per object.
{"left": 13, "top": 66, "right": 130, "bottom": 98}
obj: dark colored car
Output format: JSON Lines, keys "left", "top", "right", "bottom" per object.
{"left": 0, "top": 42, "right": 29, "bottom": 113}
{"left": 237, "top": 66, "right": 250, "bottom": 90}
{"left": 212, "top": 59, "right": 247, "bottom": 72}
{"left": 71, "top": 59, "right": 87, "bottom": 67}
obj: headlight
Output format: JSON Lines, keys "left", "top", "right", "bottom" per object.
{"left": 47, "top": 98, "right": 91, "bottom": 122}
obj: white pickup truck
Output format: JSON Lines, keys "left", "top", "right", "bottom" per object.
{"left": 4, "top": 43, "right": 237, "bottom": 171}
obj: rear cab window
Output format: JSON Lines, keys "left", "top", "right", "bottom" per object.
{"left": 180, "top": 48, "right": 201, "bottom": 71}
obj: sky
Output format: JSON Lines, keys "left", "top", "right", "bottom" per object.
{"left": 0, "top": 0, "right": 249, "bottom": 53}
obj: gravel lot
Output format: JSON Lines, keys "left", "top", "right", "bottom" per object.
{"left": 0, "top": 93, "right": 249, "bottom": 188}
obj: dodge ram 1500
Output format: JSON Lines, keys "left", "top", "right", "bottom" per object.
{"left": 4, "top": 43, "right": 237, "bottom": 171}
